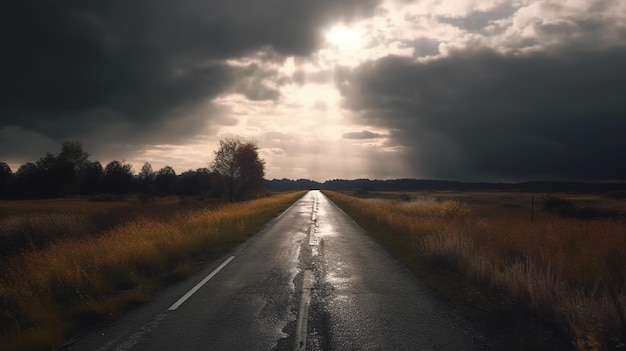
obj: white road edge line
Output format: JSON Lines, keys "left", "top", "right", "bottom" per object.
{"left": 294, "top": 270, "right": 313, "bottom": 351}
{"left": 168, "top": 256, "right": 235, "bottom": 311}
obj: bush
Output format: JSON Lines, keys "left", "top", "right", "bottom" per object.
{"left": 542, "top": 194, "right": 576, "bottom": 216}
{"left": 543, "top": 194, "right": 615, "bottom": 219}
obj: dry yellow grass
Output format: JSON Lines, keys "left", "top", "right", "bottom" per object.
{"left": 325, "top": 191, "right": 626, "bottom": 350}
{"left": 0, "top": 191, "right": 305, "bottom": 351}
{"left": 0, "top": 196, "right": 192, "bottom": 257}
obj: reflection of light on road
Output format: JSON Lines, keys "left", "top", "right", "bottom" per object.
{"left": 315, "top": 195, "right": 342, "bottom": 242}
{"left": 327, "top": 271, "right": 352, "bottom": 289}
{"left": 326, "top": 259, "right": 353, "bottom": 290}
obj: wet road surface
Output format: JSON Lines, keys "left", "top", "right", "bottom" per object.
{"left": 63, "top": 190, "right": 492, "bottom": 350}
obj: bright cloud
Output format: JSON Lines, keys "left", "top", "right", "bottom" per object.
{"left": 2, "top": 0, "right": 626, "bottom": 181}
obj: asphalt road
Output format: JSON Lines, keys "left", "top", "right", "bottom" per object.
{"left": 63, "top": 190, "right": 493, "bottom": 351}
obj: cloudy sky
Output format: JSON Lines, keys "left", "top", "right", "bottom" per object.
{"left": 2, "top": 0, "right": 625, "bottom": 182}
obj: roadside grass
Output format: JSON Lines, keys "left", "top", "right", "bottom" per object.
{"left": 0, "top": 191, "right": 306, "bottom": 351}
{"left": 0, "top": 196, "right": 221, "bottom": 258}
{"left": 324, "top": 191, "right": 626, "bottom": 350}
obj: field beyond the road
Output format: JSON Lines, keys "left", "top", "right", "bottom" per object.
{"left": 0, "top": 192, "right": 306, "bottom": 351}
{"left": 324, "top": 190, "right": 626, "bottom": 350}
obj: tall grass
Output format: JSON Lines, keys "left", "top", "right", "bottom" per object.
{"left": 0, "top": 197, "right": 214, "bottom": 257}
{"left": 325, "top": 191, "right": 626, "bottom": 350}
{"left": 0, "top": 191, "right": 305, "bottom": 351}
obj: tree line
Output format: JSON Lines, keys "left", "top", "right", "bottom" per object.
{"left": 264, "top": 178, "right": 626, "bottom": 193}
{"left": 0, "top": 139, "right": 265, "bottom": 201}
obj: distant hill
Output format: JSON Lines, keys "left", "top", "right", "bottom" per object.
{"left": 264, "top": 178, "right": 626, "bottom": 193}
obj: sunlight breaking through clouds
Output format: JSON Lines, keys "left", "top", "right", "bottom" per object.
{"left": 326, "top": 25, "right": 360, "bottom": 47}
{"left": 2, "top": 0, "right": 626, "bottom": 181}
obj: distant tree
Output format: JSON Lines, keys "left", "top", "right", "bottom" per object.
{"left": 0, "top": 162, "right": 12, "bottom": 198}
{"left": 10, "top": 141, "right": 94, "bottom": 198}
{"left": 58, "top": 141, "right": 89, "bottom": 165}
{"left": 5, "top": 141, "right": 94, "bottom": 198}
{"left": 155, "top": 166, "right": 177, "bottom": 195}
{"left": 79, "top": 161, "right": 103, "bottom": 195}
{"left": 211, "top": 138, "right": 265, "bottom": 201}
{"left": 34, "top": 153, "right": 64, "bottom": 197}
{"left": 209, "top": 170, "right": 226, "bottom": 199}
{"left": 172, "top": 168, "right": 211, "bottom": 196}
{"left": 102, "top": 160, "right": 133, "bottom": 194}
{"left": 12, "top": 162, "right": 43, "bottom": 198}
{"left": 136, "top": 162, "right": 156, "bottom": 194}
{"left": 212, "top": 139, "right": 238, "bottom": 199}
{"left": 56, "top": 141, "right": 91, "bottom": 194}
{"left": 233, "top": 142, "right": 265, "bottom": 199}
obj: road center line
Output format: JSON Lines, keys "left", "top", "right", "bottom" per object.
{"left": 309, "top": 195, "right": 318, "bottom": 246}
{"left": 311, "top": 196, "right": 318, "bottom": 221}
{"left": 168, "top": 256, "right": 235, "bottom": 311}
{"left": 294, "top": 270, "right": 313, "bottom": 351}
{"left": 308, "top": 224, "right": 317, "bottom": 246}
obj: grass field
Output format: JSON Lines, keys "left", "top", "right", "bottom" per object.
{"left": 324, "top": 190, "right": 626, "bottom": 350}
{"left": 0, "top": 192, "right": 306, "bottom": 351}
{"left": 0, "top": 196, "right": 191, "bottom": 258}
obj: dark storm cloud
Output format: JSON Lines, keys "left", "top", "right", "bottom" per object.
{"left": 338, "top": 46, "right": 626, "bottom": 181}
{"left": 437, "top": 2, "right": 518, "bottom": 33}
{"left": 404, "top": 38, "right": 440, "bottom": 58}
{"left": 0, "top": 0, "right": 380, "bottom": 160}
{"left": 232, "top": 63, "right": 284, "bottom": 101}
{"left": 343, "top": 130, "right": 386, "bottom": 140}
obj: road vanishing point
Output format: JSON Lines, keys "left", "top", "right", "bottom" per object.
{"left": 62, "top": 190, "right": 494, "bottom": 351}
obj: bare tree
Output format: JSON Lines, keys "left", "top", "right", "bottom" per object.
{"left": 211, "top": 138, "right": 265, "bottom": 201}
